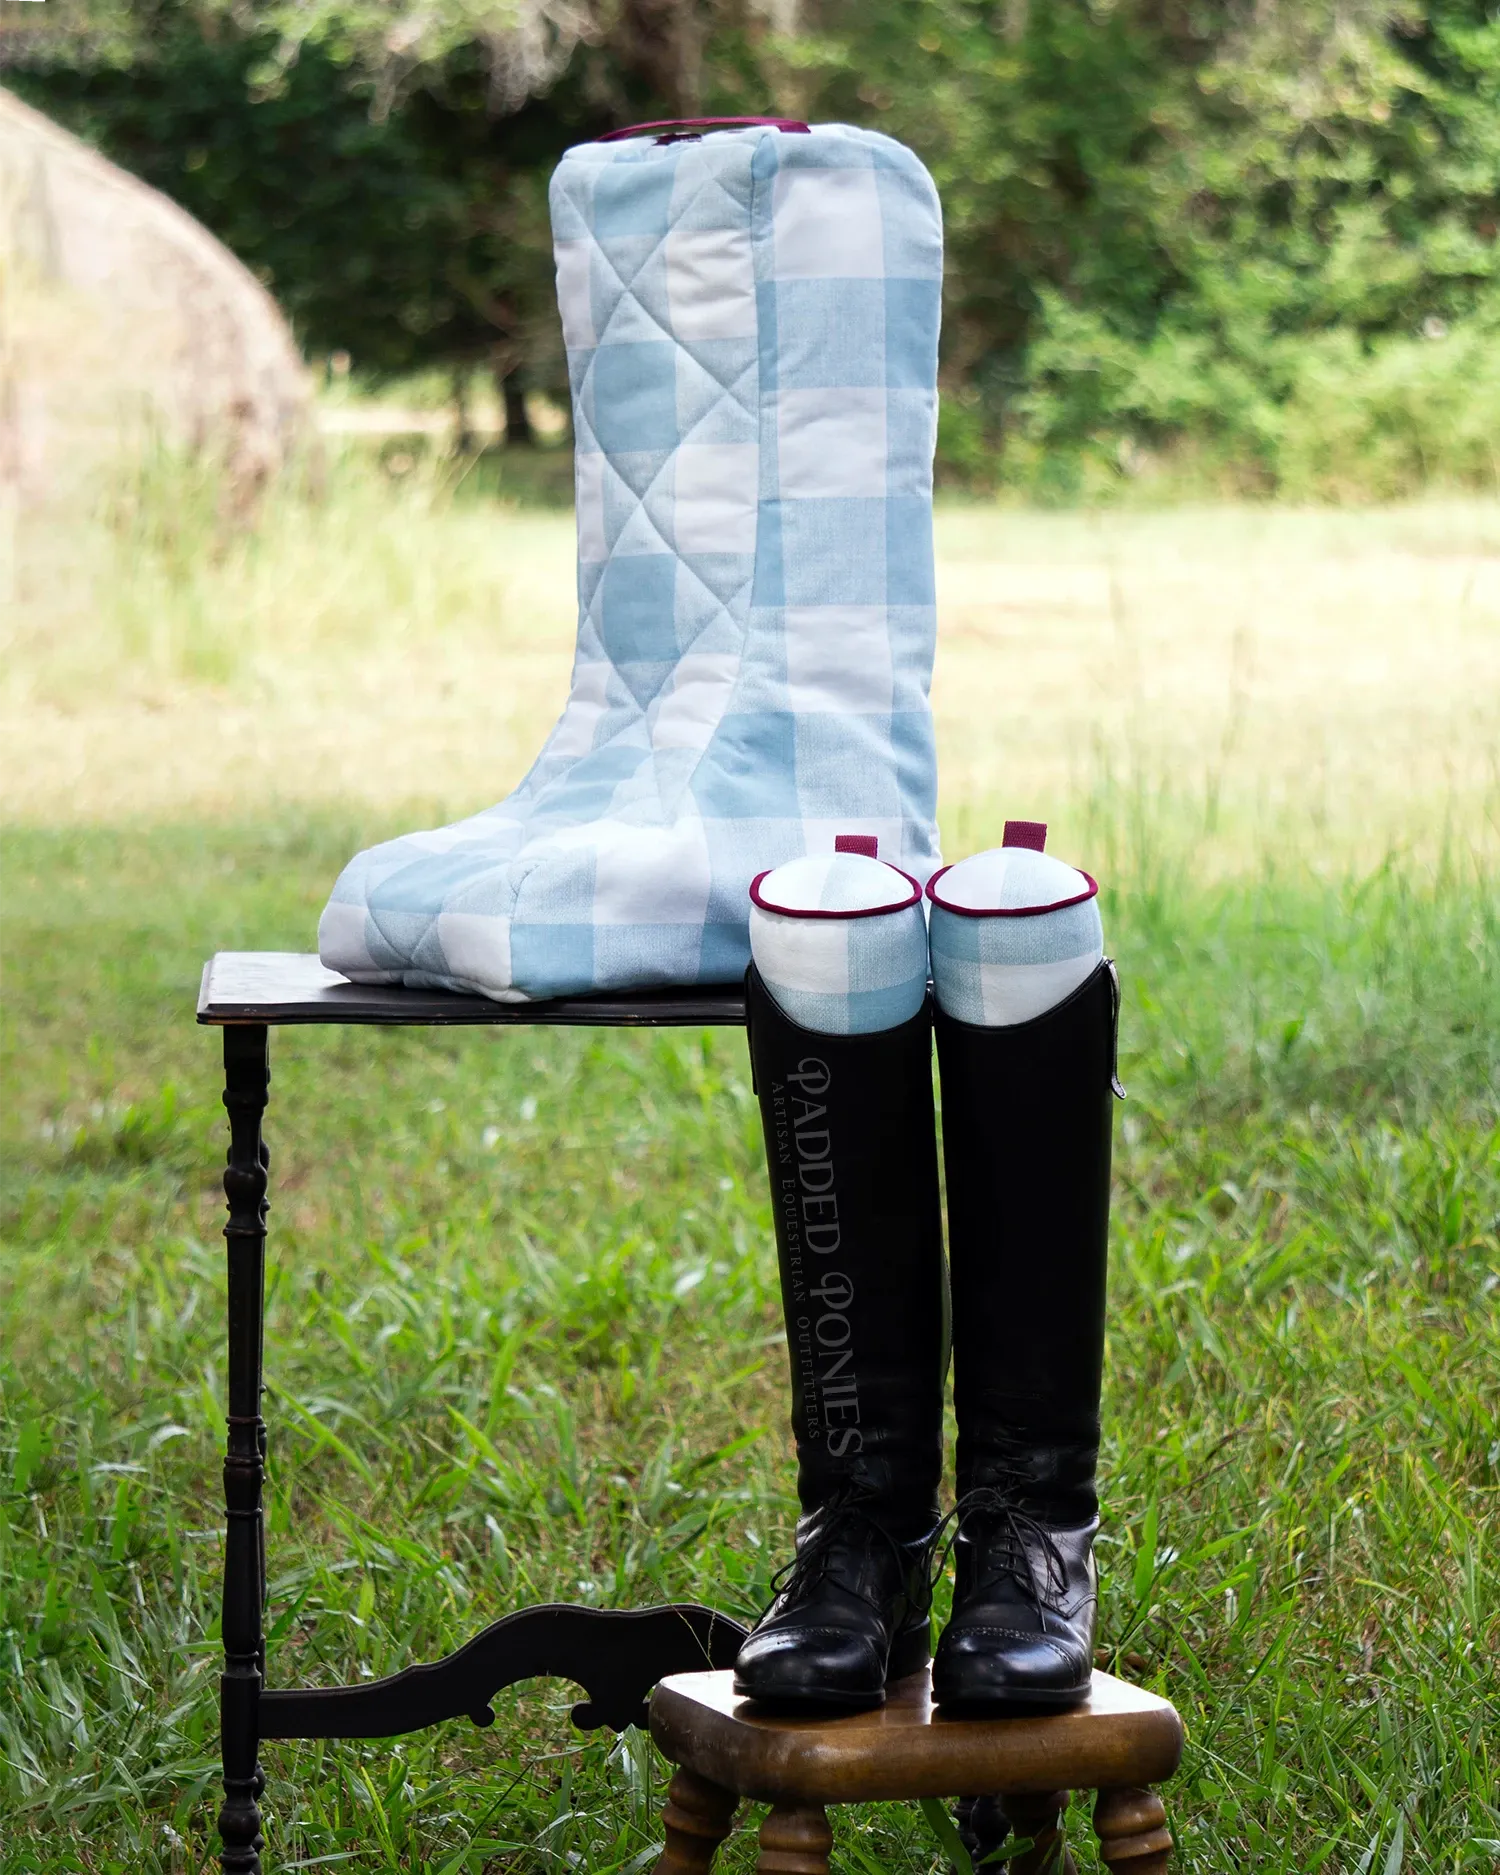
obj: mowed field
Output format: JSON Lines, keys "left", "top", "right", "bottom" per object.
{"left": 6, "top": 456, "right": 1500, "bottom": 862}
{"left": 2, "top": 457, "right": 1498, "bottom": 1872}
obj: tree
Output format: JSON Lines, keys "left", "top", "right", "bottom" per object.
{"left": 2, "top": 0, "right": 769, "bottom": 405}
{"left": 9, "top": 0, "right": 1500, "bottom": 489}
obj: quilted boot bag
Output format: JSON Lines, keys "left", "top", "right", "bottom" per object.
{"left": 319, "top": 121, "right": 944, "bottom": 1002}
{"left": 734, "top": 839, "right": 946, "bottom": 1708}
{"left": 927, "top": 821, "right": 1121, "bottom": 1710}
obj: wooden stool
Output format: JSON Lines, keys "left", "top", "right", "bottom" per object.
{"left": 648, "top": 1666, "right": 1182, "bottom": 1873}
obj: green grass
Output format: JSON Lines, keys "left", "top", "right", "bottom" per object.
{"left": 2, "top": 815, "right": 1497, "bottom": 1873}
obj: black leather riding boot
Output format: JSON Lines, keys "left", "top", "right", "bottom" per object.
{"left": 733, "top": 966, "right": 947, "bottom": 1710}
{"left": 931, "top": 959, "right": 1119, "bottom": 1711}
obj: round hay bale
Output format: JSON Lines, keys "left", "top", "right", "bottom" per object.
{"left": 0, "top": 85, "right": 312, "bottom": 508}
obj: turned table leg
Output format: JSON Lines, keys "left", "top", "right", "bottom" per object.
{"left": 756, "top": 1803, "right": 833, "bottom": 1874}
{"left": 1094, "top": 1787, "right": 1172, "bottom": 1873}
{"left": 1005, "top": 1789, "right": 1077, "bottom": 1874}
{"left": 219, "top": 1026, "right": 270, "bottom": 1875}
{"left": 653, "top": 1767, "right": 739, "bottom": 1873}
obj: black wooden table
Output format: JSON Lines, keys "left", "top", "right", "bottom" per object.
{"left": 198, "top": 952, "right": 750, "bottom": 1875}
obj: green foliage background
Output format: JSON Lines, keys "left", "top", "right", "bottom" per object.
{"left": 9, "top": 0, "right": 1500, "bottom": 493}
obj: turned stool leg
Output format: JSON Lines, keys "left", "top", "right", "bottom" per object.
{"left": 654, "top": 1767, "right": 738, "bottom": 1874}
{"left": 756, "top": 1803, "right": 833, "bottom": 1874}
{"left": 956, "top": 1795, "right": 1009, "bottom": 1867}
{"left": 1094, "top": 1787, "right": 1173, "bottom": 1873}
{"left": 1004, "top": 1790, "right": 1077, "bottom": 1874}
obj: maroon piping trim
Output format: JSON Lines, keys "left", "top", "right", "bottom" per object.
{"left": 749, "top": 865, "right": 923, "bottom": 921}
{"left": 925, "top": 864, "right": 1100, "bottom": 919}
{"left": 597, "top": 117, "right": 810, "bottom": 144}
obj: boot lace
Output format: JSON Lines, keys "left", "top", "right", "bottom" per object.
{"left": 931, "top": 1482, "right": 1069, "bottom": 1617}
{"left": 761, "top": 1487, "right": 928, "bottom": 1622}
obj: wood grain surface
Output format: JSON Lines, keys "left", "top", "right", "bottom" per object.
{"left": 648, "top": 1667, "right": 1183, "bottom": 1807}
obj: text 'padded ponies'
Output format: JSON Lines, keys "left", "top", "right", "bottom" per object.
{"left": 319, "top": 124, "right": 944, "bottom": 1004}
{"left": 750, "top": 834, "right": 928, "bottom": 1035}
{"left": 928, "top": 820, "right": 1104, "bottom": 1027}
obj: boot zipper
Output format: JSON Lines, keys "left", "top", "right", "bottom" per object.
{"left": 1106, "top": 958, "right": 1126, "bottom": 1099}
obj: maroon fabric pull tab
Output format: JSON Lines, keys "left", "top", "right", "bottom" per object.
{"left": 835, "top": 834, "right": 879, "bottom": 858}
{"left": 597, "top": 117, "right": 811, "bottom": 144}
{"left": 1002, "top": 820, "right": 1047, "bottom": 852}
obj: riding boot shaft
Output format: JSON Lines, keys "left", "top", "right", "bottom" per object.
{"left": 932, "top": 958, "right": 1120, "bottom": 1711}
{"left": 735, "top": 965, "right": 947, "bottom": 1708}
{"left": 748, "top": 965, "right": 947, "bottom": 1529}
{"left": 939, "top": 959, "right": 1118, "bottom": 1514}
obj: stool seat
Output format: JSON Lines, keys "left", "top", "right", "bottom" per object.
{"left": 648, "top": 1666, "right": 1183, "bottom": 1873}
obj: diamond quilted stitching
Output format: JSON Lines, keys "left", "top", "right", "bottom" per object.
{"left": 320, "top": 124, "right": 943, "bottom": 1003}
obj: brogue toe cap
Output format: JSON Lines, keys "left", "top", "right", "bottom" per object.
{"left": 931, "top": 1622, "right": 1091, "bottom": 1709}
{"left": 733, "top": 1623, "right": 888, "bottom": 1709}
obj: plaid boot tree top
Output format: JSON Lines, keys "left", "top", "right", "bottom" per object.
{"left": 320, "top": 124, "right": 943, "bottom": 1002}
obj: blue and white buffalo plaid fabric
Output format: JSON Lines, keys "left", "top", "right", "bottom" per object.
{"left": 319, "top": 123, "right": 944, "bottom": 1001}
{"left": 749, "top": 848, "right": 930, "bottom": 1035}
{"left": 928, "top": 843, "right": 1104, "bottom": 1028}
